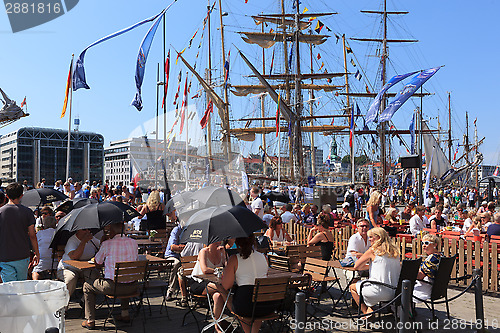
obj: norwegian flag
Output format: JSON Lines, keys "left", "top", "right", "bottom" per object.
{"left": 162, "top": 50, "right": 170, "bottom": 108}
{"left": 349, "top": 112, "right": 354, "bottom": 147}
{"left": 494, "top": 166, "right": 499, "bottom": 177}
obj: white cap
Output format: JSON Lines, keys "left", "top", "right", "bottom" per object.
{"left": 482, "top": 201, "right": 488, "bottom": 205}
{"left": 342, "top": 202, "right": 350, "bottom": 208}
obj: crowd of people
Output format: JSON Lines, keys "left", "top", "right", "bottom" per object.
{"left": 2, "top": 175, "right": 500, "bottom": 331}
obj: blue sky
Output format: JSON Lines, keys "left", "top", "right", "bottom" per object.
{"left": 0, "top": 0, "right": 499, "bottom": 165}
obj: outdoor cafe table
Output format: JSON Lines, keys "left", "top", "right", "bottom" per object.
{"left": 329, "top": 260, "right": 369, "bottom": 313}
{"left": 63, "top": 254, "right": 170, "bottom": 272}
{"left": 193, "top": 268, "right": 302, "bottom": 333}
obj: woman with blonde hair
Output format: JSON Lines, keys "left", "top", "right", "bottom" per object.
{"left": 350, "top": 227, "right": 401, "bottom": 316}
{"left": 139, "top": 190, "right": 166, "bottom": 230}
{"left": 384, "top": 207, "right": 399, "bottom": 224}
{"left": 413, "top": 233, "right": 442, "bottom": 301}
{"left": 366, "top": 190, "right": 383, "bottom": 228}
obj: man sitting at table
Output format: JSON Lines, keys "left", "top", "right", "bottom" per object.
{"left": 409, "top": 205, "right": 429, "bottom": 236}
{"left": 164, "top": 222, "right": 184, "bottom": 301}
{"left": 57, "top": 229, "right": 101, "bottom": 299}
{"left": 487, "top": 212, "right": 500, "bottom": 240}
{"left": 81, "top": 223, "right": 139, "bottom": 330}
{"left": 429, "top": 204, "right": 448, "bottom": 230}
{"left": 400, "top": 203, "right": 414, "bottom": 222}
{"left": 345, "top": 218, "right": 371, "bottom": 264}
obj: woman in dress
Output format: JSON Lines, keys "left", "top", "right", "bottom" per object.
{"left": 366, "top": 190, "right": 383, "bottom": 229}
{"left": 413, "top": 233, "right": 442, "bottom": 301}
{"left": 264, "top": 216, "right": 292, "bottom": 242}
{"left": 139, "top": 190, "right": 166, "bottom": 230}
{"left": 307, "top": 213, "right": 334, "bottom": 261}
{"left": 349, "top": 227, "right": 401, "bottom": 316}
{"left": 340, "top": 202, "right": 354, "bottom": 224}
{"left": 190, "top": 241, "right": 226, "bottom": 296}
{"left": 213, "top": 235, "right": 273, "bottom": 333}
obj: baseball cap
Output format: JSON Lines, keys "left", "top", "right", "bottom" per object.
{"left": 342, "top": 202, "right": 350, "bottom": 208}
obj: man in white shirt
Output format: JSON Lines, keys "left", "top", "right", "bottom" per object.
{"left": 262, "top": 205, "right": 274, "bottom": 226}
{"left": 74, "top": 182, "right": 84, "bottom": 198}
{"left": 409, "top": 205, "right": 429, "bottom": 235}
{"left": 250, "top": 186, "right": 264, "bottom": 219}
{"left": 280, "top": 204, "right": 296, "bottom": 224}
{"left": 345, "top": 218, "right": 371, "bottom": 262}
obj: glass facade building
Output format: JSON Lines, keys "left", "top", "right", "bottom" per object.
{"left": 0, "top": 127, "right": 104, "bottom": 186}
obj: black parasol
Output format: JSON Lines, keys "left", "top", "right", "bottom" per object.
{"left": 260, "top": 191, "right": 291, "bottom": 203}
{"left": 179, "top": 205, "right": 266, "bottom": 245}
{"left": 55, "top": 197, "right": 98, "bottom": 214}
{"left": 20, "top": 188, "right": 68, "bottom": 207}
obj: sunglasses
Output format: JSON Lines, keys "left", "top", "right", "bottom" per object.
{"left": 359, "top": 225, "right": 369, "bottom": 228}
{"left": 55, "top": 215, "right": 64, "bottom": 219}
{"left": 422, "top": 240, "right": 433, "bottom": 246}
{"left": 41, "top": 212, "right": 50, "bottom": 215}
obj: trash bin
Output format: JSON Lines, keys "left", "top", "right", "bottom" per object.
{"left": 0, "top": 280, "right": 69, "bottom": 333}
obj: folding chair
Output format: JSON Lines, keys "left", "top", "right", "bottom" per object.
{"left": 103, "top": 260, "right": 148, "bottom": 333}
{"left": 180, "top": 255, "right": 209, "bottom": 332}
{"left": 268, "top": 254, "right": 292, "bottom": 272}
{"left": 142, "top": 258, "right": 174, "bottom": 316}
{"left": 417, "top": 255, "right": 457, "bottom": 321}
{"left": 302, "top": 257, "right": 341, "bottom": 307}
{"left": 231, "top": 276, "right": 289, "bottom": 332}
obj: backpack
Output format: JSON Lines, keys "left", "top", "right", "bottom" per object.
{"left": 346, "top": 191, "right": 355, "bottom": 206}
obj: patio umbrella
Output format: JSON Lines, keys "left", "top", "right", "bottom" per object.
{"left": 260, "top": 191, "right": 291, "bottom": 203}
{"left": 164, "top": 190, "right": 197, "bottom": 215}
{"left": 49, "top": 201, "right": 140, "bottom": 248}
{"left": 189, "top": 186, "right": 244, "bottom": 207}
{"left": 55, "top": 197, "right": 98, "bottom": 214}
{"left": 179, "top": 205, "right": 267, "bottom": 245}
{"left": 20, "top": 188, "right": 68, "bottom": 207}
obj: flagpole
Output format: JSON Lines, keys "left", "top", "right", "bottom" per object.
{"left": 278, "top": 123, "right": 281, "bottom": 188}
{"left": 155, "top": 63, "right": 159, "bottom": 189}
{"left": 185, "top": 101, "right": 189, "bottom": 191}
{"left": 65, "top": 54, "right": 74, "bottom": 181}
{"left": 163, "top": 13, "right": 167, "bottom": 189}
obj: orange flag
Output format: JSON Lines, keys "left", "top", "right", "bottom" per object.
{"left": 61, "top": 58, "right": 73, "bottom": 118}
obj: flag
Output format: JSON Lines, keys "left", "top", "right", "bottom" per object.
{"left": 424, "top": 146, "right": 435, "bottom": 196}
{"left": 474, "top": 118, "right": 477, "bottom": 125}
{"left": 369, "top": 166, "right": 374, "bottom": 187}
{"left": 200, "top": 99, "right": 213, "bottom": 129}
{"left": 308, "top": 16, "right": 316, "bottom": 22}
{"left": 379, "top": 67, "right": 440, "bottom": 123}
{"left": 261, "top": 152, "right": 265, "bottom": 163}
{"left": 356, "top": 103, "right": 361, "bottom": 115}
{"left": 365, "top": 84, "right": 370, "bottom": 93}
{"left": 317, "top": 53, "right": 321, "bottom": 60}
{"left": 335, "top": 34, "right": 340, "bottom": 44}
{"left": 349, "top": 111, "right": 354, "bottom": 148}
{"left": 346, "top": 46, "right": 352, "bottom": 53}
{"left": 365, "top": 70, "right": 418, "bottom": 124}
{"left": 224, "top": 50, "right": 230, "bottom": 88}
{"left": 355, "top": 70, "right": 362, "bottom": 81}
{"left": 362, "top": 117, "right": 369, "bottom": 131}
{"left": 61, "top": 58, "right": 73, "bottom": 118}
{"left": 494, "top": 166, "right": 499, "bottom": 177}
{"left": 179, "top": 77, "right": 188, "bottom": 135}
{"left": 409, "top": 112, "right": 415, "bottom": 154}
{"left": 161, "top": 50, "right": 170, "bottom": 108}
{"left": 173, "top": 70, "right": 182, "bottom": 105}
{"left": 168, "top": 133, "right": 176, "bottom": 149}
{"left": 131, "top": 12, "right": 164, "bottom": 111}
{"left": 242, "top": 171, "right": 249, "bottom": 191}
{"left": 20, "top": 96, "right": 26, "bottom": 108}
{"left": 314, "top": 20, "right": 324, "bottom": 33}
{"left": 275, "top": 93, "right": 281, "bottom": 137}
{"left": 319, "top": 62, "right": 324, "bottom": 71}
{"left": 350, "top": 58, "right": 356, "bottom": 67}
{"left": 453, "top": 146, "right": 459, "bottom": 160}
{"left": 72, "top": 7, "right": 170, "bottom": 91}
{"left": 302, "top": 7, "right": 308, "bottom": 13}
{"left": 288, "top": 121, "right": 292, "bottom": 137}
{"left": 288, "top": 42, "right": 294, "bottom": 69}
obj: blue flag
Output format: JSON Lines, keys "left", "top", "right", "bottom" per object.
{"left": 379, "top": 67, "right": 440, "bottom": 123}
{"left": 131, "top": 12, "right": 164, "bottom": 111}
{"left": 409, "top": 112, "right": 415, "bottom": 154}
{"left": 72, "top": 7, "right": 173, "bottom": 91}
{"left": 365, "top": 70, "right": 418, "bottom": 124}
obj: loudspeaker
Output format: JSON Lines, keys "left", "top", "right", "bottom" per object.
{"left": 401, "top": 155, "right": 421, "bottom": 169}
{"left": 313, "top": 186, "right": 337, "bottom": 209}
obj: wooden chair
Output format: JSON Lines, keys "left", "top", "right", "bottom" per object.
{"left": 302, "top": 257, "right": 341, "bottom": 306}
{"left": 180, "top": 255, "right": 208, "bottom": 331}
{"left": 142, "top": 259, "right": 174, "bottom": 316}
{"left": 267, "top": 254, "right": 292, "bottom": 272}
{"left": 303, "top": 245, "right": 324, "bottom": 260}
{"left": 103, "top": 260, "right": 148, "bottom": 333}
{"left": 231, "top": 276, "right": 289, "bottom": 332}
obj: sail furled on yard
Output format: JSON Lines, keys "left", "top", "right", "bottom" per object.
{"left": 231, "top": 84, "right": 341, "bottom": 96}
{"left": 251, "top": 16, "right": 311, "bottom": 30}
{"left": 240, "top": 32, "right": 328, "bottom": 49}
{"left": 422, "top": 121, "right": 452, "bottom": 179}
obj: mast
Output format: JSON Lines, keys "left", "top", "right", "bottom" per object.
{"left": 447, "top": 92, "right": 452, "bottom": 163}
{"left": 308, "top": 30, "right": 315, "bottom": 177}
{"left": 353, "top": 0, "right": 417, "bottom": 185}
{"left": 218, "top": 0, "right": 231, "bottom": 163}
{"left": 261, "top": 22, "right": 267, "bottom": 177}
{"left": 294, "top": 0, "right": 304, "bottom": 182}
{"left": 342, "top": 34, "right": 354, "bottom": 184}
{"left": 207, "top": 3, "right": 214, "bottom": 171}
{"left": 163, "top": 11, "right": 167, "bottom": 182}
{"left": 474, "top": 118, "right": 478, "bottom": 188}
{"left": 155, "top": 64, "right": 159, "bottom": 188}
{"left": 65, "top": 54, "right": 74, "bottom": 181}
{"left": 465, "top": 111, "right": 469, "bottom": 166}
